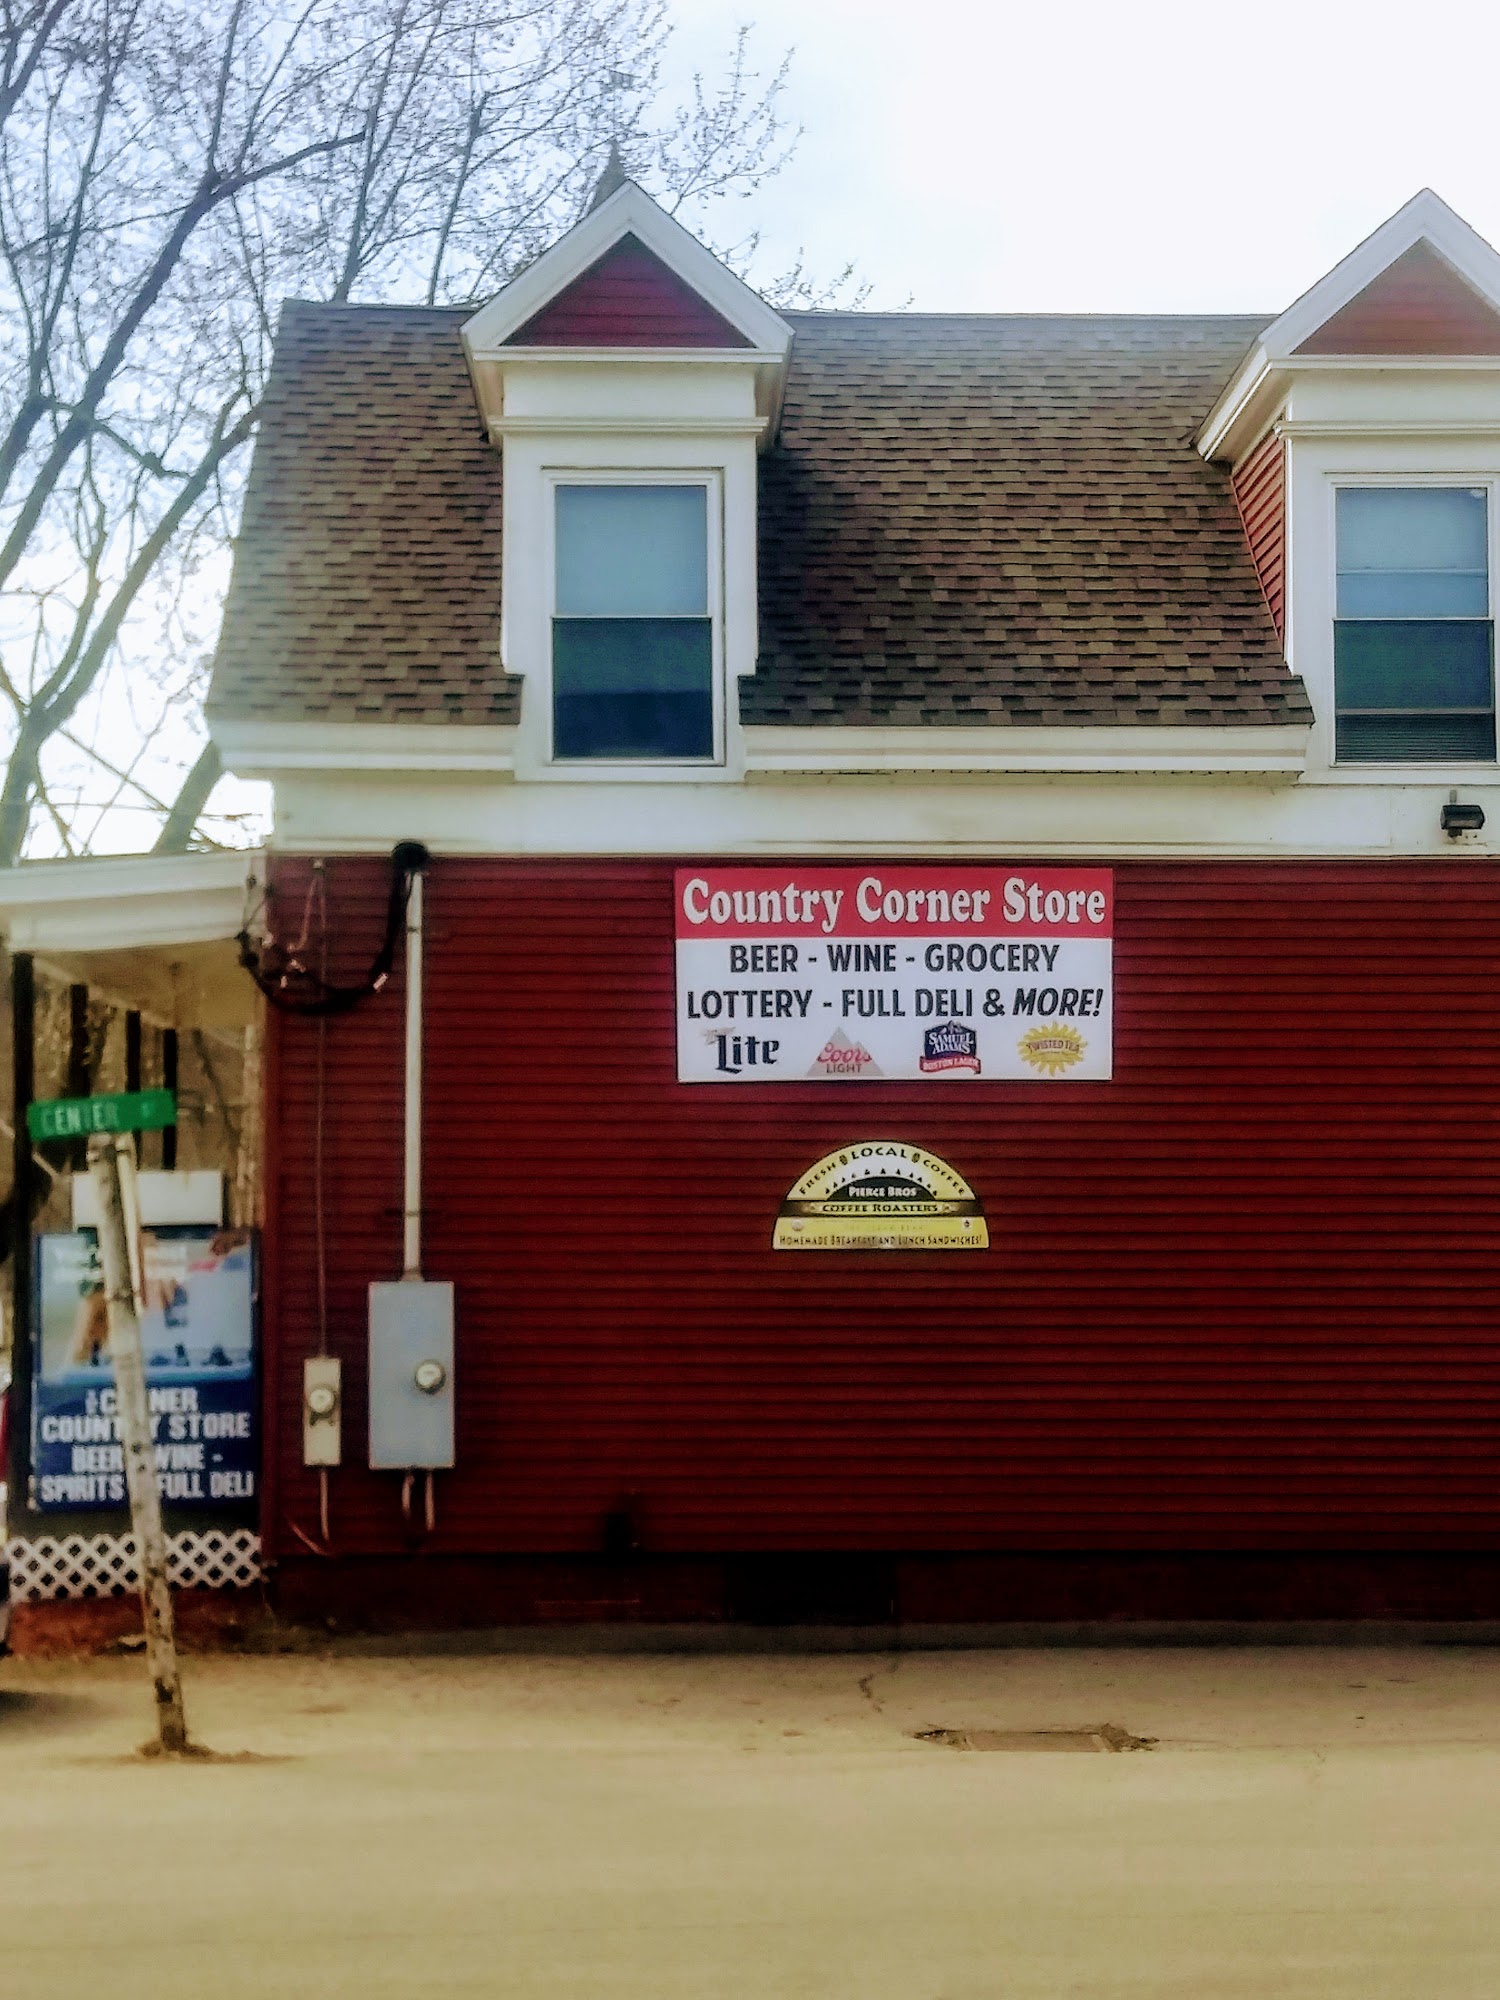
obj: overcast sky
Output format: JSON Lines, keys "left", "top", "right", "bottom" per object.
{"left": 667, "top": 0, "right": 1500, "bottom": 315}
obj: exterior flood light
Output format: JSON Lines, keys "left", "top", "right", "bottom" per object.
{"left": 1441, "top": 796, "right": 1486, "bottom": 838}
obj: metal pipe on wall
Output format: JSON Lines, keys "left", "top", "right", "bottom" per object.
{"left": 67, "top": 982, "right": 89, "bottom": 1171}
{"left": 7, "top": 950, "right": 34, "bottom": 1502}
{"left": 161, "top": 1028, "right": 178, "bottom": 1170}
{"left": 402, "top": 868, "right": 424, "bottom": 1280}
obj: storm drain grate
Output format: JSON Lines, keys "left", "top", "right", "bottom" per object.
{"left": 913, "top": 1724, "right": 1156, "bottom": 1753}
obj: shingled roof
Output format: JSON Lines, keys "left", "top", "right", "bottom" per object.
{"left": 207, "top": 301, "right": 1311, "bottom": 730}
{"left": 752, "top": 314, "right": 1308, "bottom": 727}
{"left": 208, "top": 300, "right": 513, "bottom": 727}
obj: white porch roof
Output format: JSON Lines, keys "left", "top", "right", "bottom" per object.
{"left": 0, "top": 850, "right": 262, "bottom": 1027}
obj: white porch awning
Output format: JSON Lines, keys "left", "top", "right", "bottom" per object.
{"left": 0, "top": 851, "right": 262, "bottom": 1027}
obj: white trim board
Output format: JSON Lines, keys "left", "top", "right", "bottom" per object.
{"left": 493, "top": 347, "right": 788, "bottom": 369}
{"left": 744, "top": 724, "right": 1309, "bottom": 777}
{"left": 266, "top": 769, "right": 1500, "bottom": 860}
{"left": 215, "top": 718, "right": 1311, "bottom": 783}
{"left": 212, "top": 719, "right": 519, "bottom": 777}
{"left": 490, "top": 416, "right": 768, "bottom": 439}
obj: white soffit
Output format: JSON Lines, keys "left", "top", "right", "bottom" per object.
{"left": 461, "top": 180, "right": 792, "bottom": 360}
{"left": 0, "top": 850, "right": 257, "bottom": 953}
{"left": 1199, "top": 189, "right": 1500, "bottom": 461}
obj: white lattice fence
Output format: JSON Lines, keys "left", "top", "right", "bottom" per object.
{"left": 6, "top": 1529, "right": 261, "bottom": 1601}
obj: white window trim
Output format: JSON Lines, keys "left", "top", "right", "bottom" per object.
{"left": 543, "top": 468, "right": 726, "bottom": 771}
{"left": 502, "top": 412, "right": 758, "bottom": 786}
{"left": 1287, "top": 435, "right": 1500, "bottom": 782}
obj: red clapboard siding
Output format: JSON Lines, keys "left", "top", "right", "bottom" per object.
{"left": 261, "top": 856, "right": 1500, "bottom": 1562}
{"left": 506, "top": 235, "right": 751, "bottom": 348}
{"left": 1232, "top": 429, "right": 1286, "bottom": 640}
{"left": 1296, "top": 241, "right": 1500, "bottom": 355}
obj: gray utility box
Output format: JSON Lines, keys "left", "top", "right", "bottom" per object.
{"left": 368, "top": 1280, "right": 456, "bottom": 1470}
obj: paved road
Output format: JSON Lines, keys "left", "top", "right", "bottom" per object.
{"left": 4, "top": 1641, "right": 1500, "bottom": 1997}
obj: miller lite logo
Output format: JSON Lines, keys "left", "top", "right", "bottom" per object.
{"left": 919, "top": 1020, "right": 980, "bottom": 1075}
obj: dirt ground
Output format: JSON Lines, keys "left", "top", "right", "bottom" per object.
{"left": 4, "top": 1640, "right": 1500, "bottom": 1998}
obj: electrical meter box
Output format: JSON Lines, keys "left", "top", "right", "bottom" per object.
{"left": 303, "top": 1355, "right": 342, "bottom": 1467}
{"left": 368, "top": 1280, "right": 455, "bottom": 1469}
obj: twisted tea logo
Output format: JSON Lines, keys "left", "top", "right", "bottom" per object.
{"left": 1018, "top": 1022, "right": 1087, "bottom": 1076}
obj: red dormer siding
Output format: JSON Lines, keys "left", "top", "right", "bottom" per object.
{"left": 1232, "top": 427, "right": 1285, "bottom": 641}
{"left": 1295, "top": 241, "right": 1500, "bottom": 355}
{"left": 506, "top": 235, "right": 752, "bottom": 348}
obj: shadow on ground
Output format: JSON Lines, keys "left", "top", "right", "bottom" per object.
{"left": 0, "top": 1687, "right": 104, "bottom": 1737}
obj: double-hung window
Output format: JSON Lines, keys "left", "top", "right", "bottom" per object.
{"left": 552, "top": 481, "right": 717, "bottom": 762}
{"left": 1334, "top": 485, "right": 1495, "bottom": 763}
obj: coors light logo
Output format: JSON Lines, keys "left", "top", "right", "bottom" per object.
{"left": 808, "top": 1030, "right": 882, "bottom": 1078}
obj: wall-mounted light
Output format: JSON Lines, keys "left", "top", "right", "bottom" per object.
{"left": 1441, "top": 793, "right": 1486, "bottom": 838}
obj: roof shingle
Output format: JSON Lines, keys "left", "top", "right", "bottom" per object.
{"left": 750, "top": 313, "right": 1307, "bottom": 727}
{"left": 208, "top": 300, "right": 515, "bottom": 727}
{"left": 208, "top": 302, "right": 1311, "bottom": 730}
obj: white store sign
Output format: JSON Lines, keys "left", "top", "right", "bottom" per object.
{"left": 675, "top": 866, "right": 1113, "bottom": 1083}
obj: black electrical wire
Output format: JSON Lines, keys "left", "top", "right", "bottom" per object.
{"left": 237, "top": 840, "right": 429, "bottom": 1016}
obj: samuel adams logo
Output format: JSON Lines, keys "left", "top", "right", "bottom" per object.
{"left": 772, "top": 1141, "right": 988, "bottom": 1253}
{"left": 919, "top": 1020, "right": 980, "bottom": 1075}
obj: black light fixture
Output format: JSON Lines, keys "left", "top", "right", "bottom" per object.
{"left": 1441, "top": 792, "right": 1486, "bottom": 838}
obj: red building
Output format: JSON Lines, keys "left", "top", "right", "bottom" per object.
{"left": 13, "top": 183, "right": 1500, "bottom": 1627}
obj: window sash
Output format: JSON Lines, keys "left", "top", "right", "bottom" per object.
{"left": 1333, "top": 484, "right": 1497, "bottom": 765}
{"left": 1336, "top": 487, "right": 1490, "bottom": 619}
{"left": 555, "top": 484, "right": 708, "bottom": 619}
{"left": 548, "top": 477, "right": 721, "bottom": 764}
{"left": 1335, "top": 713, "right": 1497, "bottom": 763}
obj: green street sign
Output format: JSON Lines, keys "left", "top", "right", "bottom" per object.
{"left": 27, "top": 1088, "right": 177, "bottom": 1142}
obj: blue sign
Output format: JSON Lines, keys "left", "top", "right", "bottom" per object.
{"left": 31, "top": 1227, "right": 257, "bottom": 1512}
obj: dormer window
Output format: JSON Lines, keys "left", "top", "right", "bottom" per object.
{"left": 552, "top": 479, "right": 718, "bottom": 761}
{"left": 460, "top": 175, "right": 789, "bottom": 782}
{"left": 1334, "top": 485, "right": 1495, "bottom": 763}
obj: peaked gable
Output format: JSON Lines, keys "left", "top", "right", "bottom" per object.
{"left": 1260, "top": 191, "right": 1500, "bottom": 363}
{"left": 1199, "top": 191, "right": 1500, "bottom": 459}
{"left": 1294, "top": 240, "right": 1500, "bottom": 356}
{"left": 462, "top": 179, "right": 791, "bottom": 358}
{"left": 505, "top": 234, "right": 751, "bottom": 349}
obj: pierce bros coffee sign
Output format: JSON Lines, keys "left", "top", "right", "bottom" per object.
{"left": 674, "top": 867, "right": 1113, "bottom": 1082}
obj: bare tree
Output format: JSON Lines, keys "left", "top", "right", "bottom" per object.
{"left": 0, "top": 0, "right": 803, "bottom": 864}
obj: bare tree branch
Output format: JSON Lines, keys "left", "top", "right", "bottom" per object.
{"left": 0, "top": 399, "right": 258, "bottom": 861}
{"left": 0, "top": 0, "right": 73, "bottom": 133}
{"left": 152, "top": 739, "right": 221, "bottom": 851}
{"left": 1, "top": 0, "right": 817, "bottom": 863}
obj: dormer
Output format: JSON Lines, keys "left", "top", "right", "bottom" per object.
{"left": 1202, "top": 192, "right": 1500, "bottom": 779}
{"left": 462, "top": 177, "right": 792, "bottom": 781}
